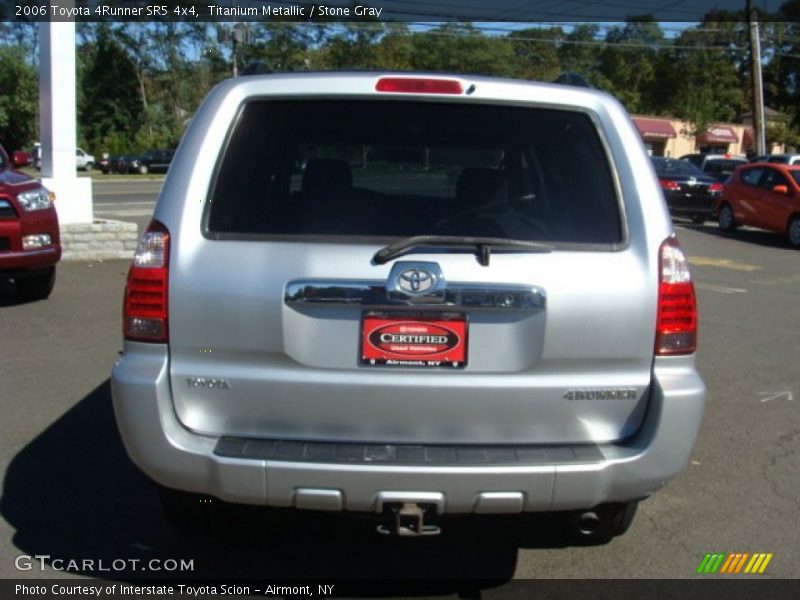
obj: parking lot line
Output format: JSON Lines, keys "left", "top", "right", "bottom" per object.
{"left": 695, "top": 282, "right": 748, "bottom": 294}
{"left": 689, "top": 256, "right": 762, "bottom": 272}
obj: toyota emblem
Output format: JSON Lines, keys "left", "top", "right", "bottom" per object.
{"left": 397, "top": 268, "right": 436, "bottom": 294}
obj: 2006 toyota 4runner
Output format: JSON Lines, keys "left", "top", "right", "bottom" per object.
{"left": 111, "top": 72, "right": 705, "bottom": 543}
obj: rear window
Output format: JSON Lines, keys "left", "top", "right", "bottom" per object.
{"left": 705, "top": 159, "right": 747, "bottom": 174}
{"left": 207, "top": 100, "right": 622, "bottom": 245}
{"left": 652, "top": 157, "right": 705, "bottom": 177}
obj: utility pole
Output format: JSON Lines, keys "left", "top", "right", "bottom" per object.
{"left": 748, "top": 0, "right": 766, "bottom": 155}
{"left": 217, "top": 23, "right": 251, "bottom": 78}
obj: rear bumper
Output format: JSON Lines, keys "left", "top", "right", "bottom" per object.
{"left": 665, "top": 192, "right": 717, "bottom": 217}
{"left": 111, "top": 344, "right": 705, "bottom": 513}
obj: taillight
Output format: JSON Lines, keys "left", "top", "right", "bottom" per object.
{"left": 123, "top": 220, "right": 169, "bottom": 343}
{"left": 656, "top": 236, "right": 697, "bottom": 355}
{"left": 659, "top": 179, "right": 680, "bottom": 191}
{"left": 709, "top": 182, "right": 724, "bottom": 193}
{"left": 376, "top": 77, "right": 463, "bottom": 95}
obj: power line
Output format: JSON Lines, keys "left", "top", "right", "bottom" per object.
{"left": 317, "top": 20, "right": 753, "bottom": 53}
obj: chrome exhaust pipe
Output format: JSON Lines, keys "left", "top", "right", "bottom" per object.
{"left": 575, "top": 511, "right": 601, "bottom": 536}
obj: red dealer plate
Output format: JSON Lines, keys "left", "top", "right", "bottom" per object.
{"left": 361, "top": 313, "right": 468, "bottom": 368}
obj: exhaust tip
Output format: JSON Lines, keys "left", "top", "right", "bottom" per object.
{"left": 575, "top": 511, "right": 601, "bottom": 536}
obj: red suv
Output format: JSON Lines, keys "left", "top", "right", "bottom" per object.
{"left": 717, "top": 162, "right": 800, "bottom": 248}
{"left": 0, "top": 145, "right": 61, "bottom": 300}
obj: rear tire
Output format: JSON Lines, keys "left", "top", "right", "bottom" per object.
{"left": 718, "top": 203, "right": 737, "bottom": 232}
{"left": 15, "top": 266, "right": 56, "bottom": 301}
{"left": 567, "top": 501, "right": 639, "bottom": 545}
{"left": 156, "top": 485, "right": 223, "bottom": 533}
{"left": 787, "top": 216, "right": 800, "bottom": 248}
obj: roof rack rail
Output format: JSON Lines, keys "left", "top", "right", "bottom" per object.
{"left": 552, "top": 72, "right": 593, "bottom": 88}
{"left": 242, "top": 62, "right": 272, "bottom": 76}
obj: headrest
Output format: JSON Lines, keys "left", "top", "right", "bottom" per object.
{"left": 455, "top": 167, "right": 506, "bottom": 211}
{"left": 301, "top": 158, "right": 353, "bottom": 198}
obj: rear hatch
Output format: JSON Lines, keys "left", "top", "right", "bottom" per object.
{"left": 167, "top": 86, "right": 657, "bottom": 446}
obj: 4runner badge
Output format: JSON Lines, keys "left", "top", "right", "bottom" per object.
{"left": 564, "top": 388, "right": 637, "bottom": 400}
{"left": 186, "top": 377, "right": 230, "bottom": 390}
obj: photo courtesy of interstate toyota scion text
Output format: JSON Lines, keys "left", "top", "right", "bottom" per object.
{"left": 111, "top": 71, "right": 706, "bottom": 543}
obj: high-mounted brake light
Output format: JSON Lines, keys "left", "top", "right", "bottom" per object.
{"left": 376, "top": 77, "right": 463, "bottom": 95}
{"left": 123, "top": 220, "right": 170, "bottom": 343}
{"left": 656, "top": 236, "right": 697, "bottom": 355}
{"left": 659, "top": 179, "right": 680, "bottom": 191}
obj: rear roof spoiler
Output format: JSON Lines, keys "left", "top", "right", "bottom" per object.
{"left": 552, "top": 72, "right": 594, "bottom": 88}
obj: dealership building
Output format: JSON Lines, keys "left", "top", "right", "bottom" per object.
{"left": 632, "top": 109, "right": 788, "bottom": 158}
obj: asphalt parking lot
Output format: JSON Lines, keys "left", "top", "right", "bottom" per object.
{"left": 0, "top": 184, "right": 798, "bottom": 587}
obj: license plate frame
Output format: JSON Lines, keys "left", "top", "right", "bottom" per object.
{"left": 360, "top": 312, "right": 468, "bottom": 369}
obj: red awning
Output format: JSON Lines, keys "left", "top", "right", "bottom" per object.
{"left": 697, "top": 125, "right": 739, "bottom": 144}
{"left": 632, "top": 117, "right": 676, "bottom": 140}
{"left": 742, "top": 127, "right": 754, "bottom": 148}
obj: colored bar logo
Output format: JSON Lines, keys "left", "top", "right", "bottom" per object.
{"left": 697, "top": 553, "right": 773, "bottom": 574}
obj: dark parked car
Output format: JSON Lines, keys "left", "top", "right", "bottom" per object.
{"left": 0, "top": 144, "right": 61, "bottom": 300}
{"left": 111, "top": 155, "right": 138, "bottom": 174}
{"left": 127, "top": 149, "right": 175, "bottom": 175}
{"left": 679, "top": 153, "right": 748, "bottom": 183}
{"left": 651, "top": 157, "right": 723, "bottom": 223}
{"left": 99, "top": 155, "right": 119, "bottom": 174}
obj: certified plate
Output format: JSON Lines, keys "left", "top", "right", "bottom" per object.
{"left": 360, "top": 313, "right": 468, "bottom": 368}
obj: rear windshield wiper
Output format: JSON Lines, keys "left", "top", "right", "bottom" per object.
{"left": 373, "top": 235, "right": 553, "bottom": 267}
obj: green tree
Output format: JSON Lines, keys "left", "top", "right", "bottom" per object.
{"left": 599, "top": 17, "right": 664, "bottom": 113}
{"left": 372, "top": 23, "right": 413, "bottom": 70}
{"left": 409, "top": 24, "right": 515, "bottom": 76}
{"left": 764, "top": 2, "right": 800, "bottom": 133}
{"left": 0, "top": 23, "right": 38, "bottom": 66}
{"left": 510, "top": 26, "right": 563, "bottom": 81}
{"left": 663, "top": 22, "right": 745, "bottom": 137}
{"left": 557, "top": 24, "right": 603, "bottom": 85}
{"left": 0, "top": 46, "right": 38, "bottom": 151}
{"left": 81, "top": 27, "right": 143, "bottom": 154}
{"left": 320, "top": 23, "right": 386, "bottom": 69}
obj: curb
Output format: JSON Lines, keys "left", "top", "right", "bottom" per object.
{"left": 60, "top": 219, "right": 139, "bottom": 261}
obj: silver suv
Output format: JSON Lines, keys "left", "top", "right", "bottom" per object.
{"left": 112, "top": 72, "right": 705, "bottom": 543}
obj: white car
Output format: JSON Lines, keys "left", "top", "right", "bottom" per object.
{"left": 767, "top": 154, "right": 800, "bottom": 166}
{"left": 32, "top": 144, "right": 95, "bottom": 171}
{"left": 75, "top": 147, "right": 95, "bottom": 171}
